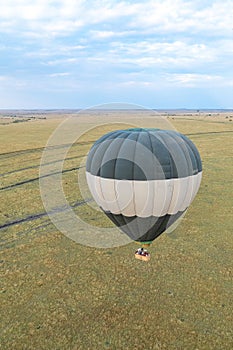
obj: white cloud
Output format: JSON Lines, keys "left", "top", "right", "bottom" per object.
{"left": 0, "top": 0, "right": 232, "bottom": 38}
{"left": 128, "top": 0, "right": 233, "bottom": 36}
{"left": 90, "top": 30, "right": 135, "bottom": 39}
{"left": 45, "top": 57, "right": 81, "bottom": 66}
{"left": 164, "top": 73, "right": 231, "bottom": 87}
{"left": 120, "top": 80, "right": 153, "bottom": 87}
{"left": 49, "top": 72, "right": 70, "bottom": 78}
{"left": 86, "top": 40, "right": 219, "bottom": 70}
{"left": 0, "top": 76, "right": 8, "bottom": 81}
{"left": 0, "top": 75, "right": 28, "bottom": 88}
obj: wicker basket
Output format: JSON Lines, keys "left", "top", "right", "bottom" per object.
{"left": 135, "top": 253, "right": 150, "bottom": 262}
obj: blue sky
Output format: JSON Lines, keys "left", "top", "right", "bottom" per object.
{"left": 0, "top": 0, "right": 232, "bottom": 109}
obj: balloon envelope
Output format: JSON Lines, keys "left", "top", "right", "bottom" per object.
{"left": 86, "top": 128, "right": 202, "bottom": 243}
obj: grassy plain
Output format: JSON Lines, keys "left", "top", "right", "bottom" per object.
{"left": 0, "top": 111, "right": 233, "bottom": 350}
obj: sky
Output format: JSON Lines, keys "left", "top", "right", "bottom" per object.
{"left": 0, "top": 0, "right": 232, "bottom": 109}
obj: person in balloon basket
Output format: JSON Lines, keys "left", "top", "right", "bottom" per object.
{"left": 135, "top": 247, "right": 150, "bottom": 261}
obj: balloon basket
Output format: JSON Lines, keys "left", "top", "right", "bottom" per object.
{"left": 135, "top": 253, "right": 151, "bottom": 262}
{"left": 135, "top": 247, "right": 151, "bottom": 262}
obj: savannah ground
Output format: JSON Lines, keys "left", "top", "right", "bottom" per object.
{"left": 0, "top": 110, "right": 233, "bottom": 350}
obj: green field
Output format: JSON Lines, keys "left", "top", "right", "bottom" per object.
{"left": 0, "top": 112, "right": 233, "bottom": 350}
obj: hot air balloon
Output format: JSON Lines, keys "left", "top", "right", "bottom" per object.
{"left": 86, "top": 128, "right": 202, "bottom": 261}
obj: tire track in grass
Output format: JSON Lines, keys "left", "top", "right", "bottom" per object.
{"left": 0, "top": 198, "right": 93, "bottom": 230}
{"left": 186, "top": 130, "right": 233, "bottom": 137}
{"left": 0, "top": 165, "right": 85, "bottom": 191}
{"left": 0, "top": 140, "right": 94, "bottom": 159}
{"left": 0, "top": 154, "right": 86, "bottom": 177}
{"left": 0, "top": 219, "right": 52, "bottom": 250}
